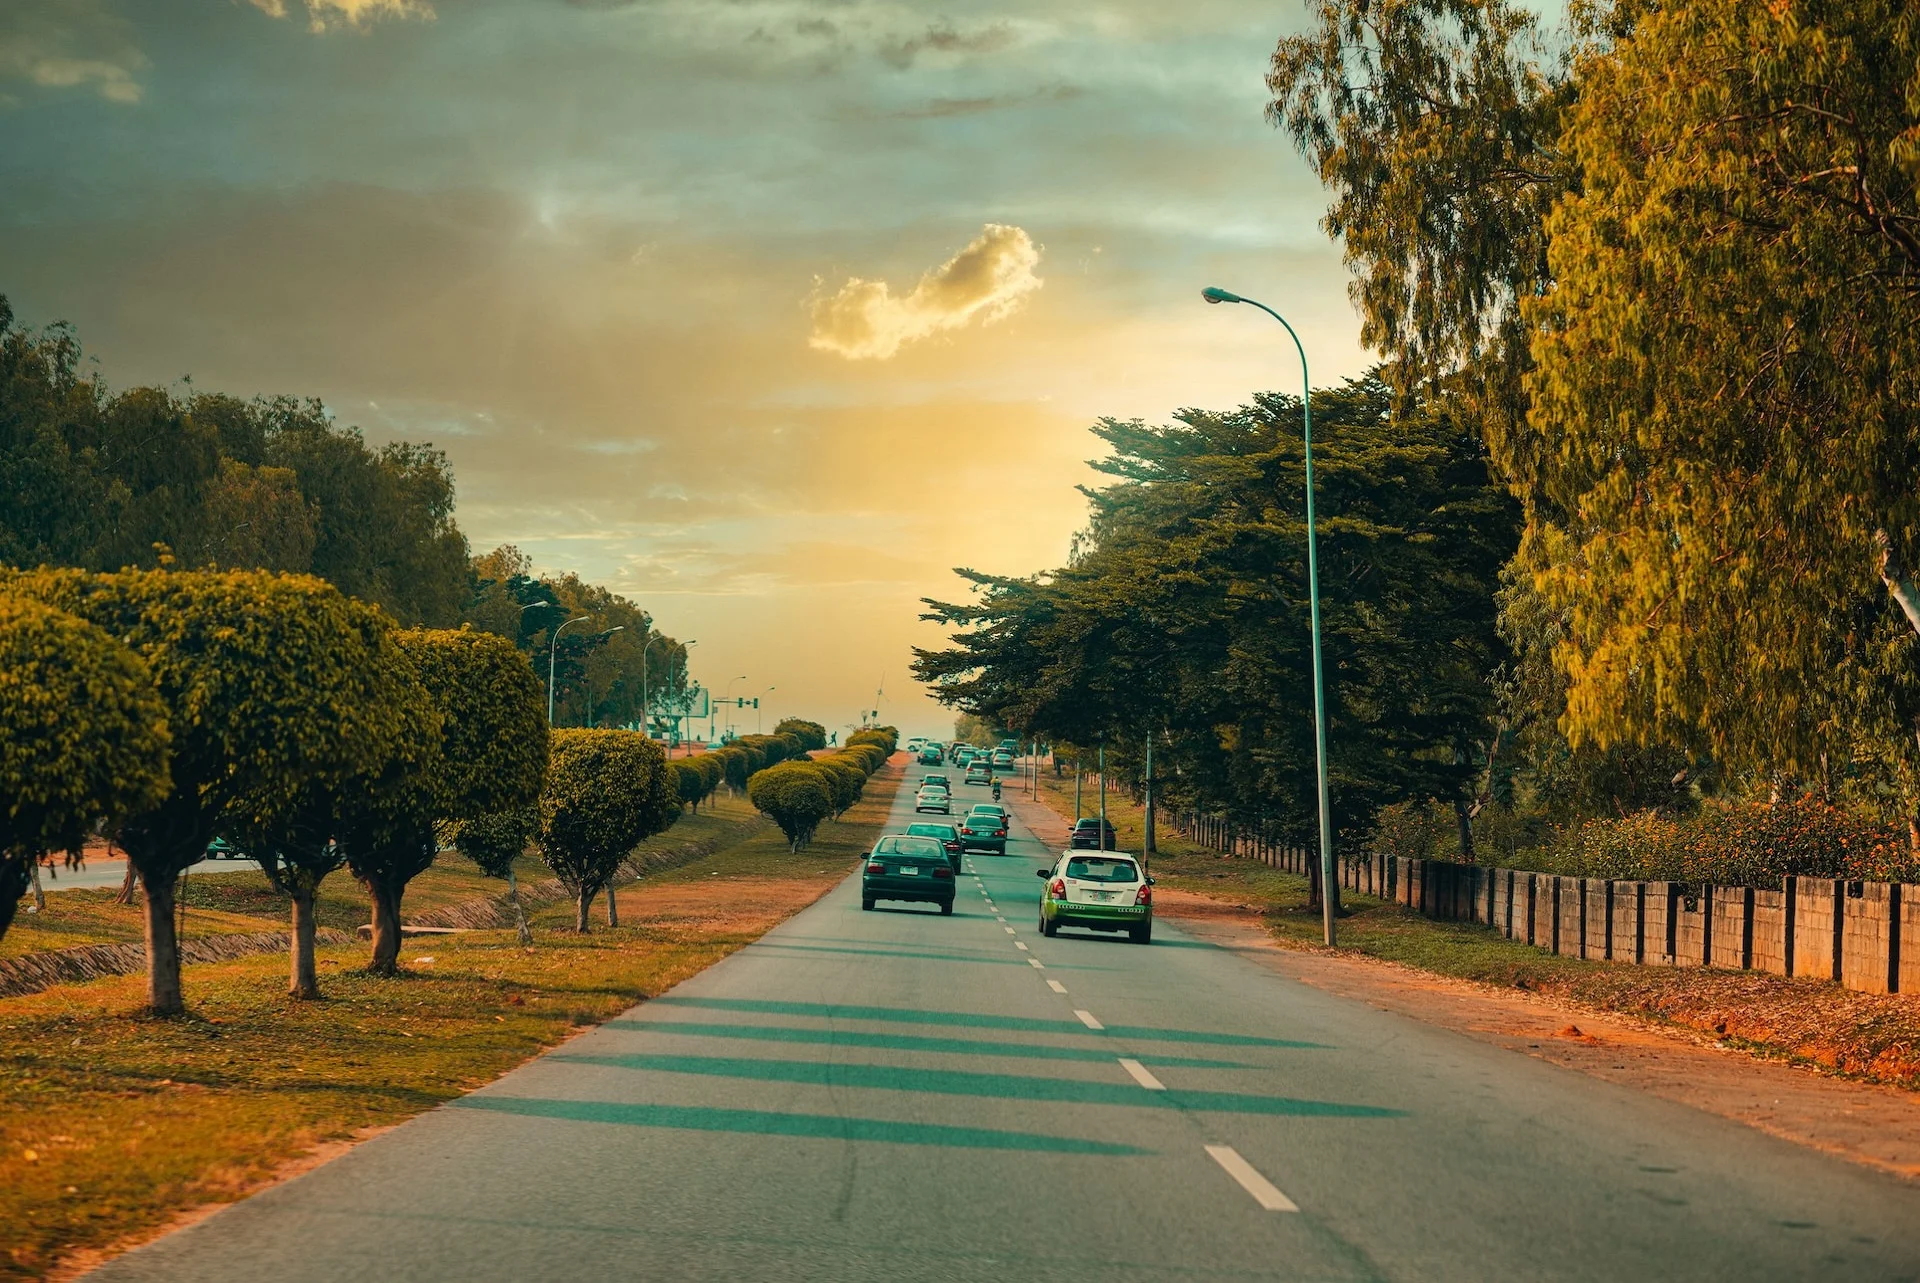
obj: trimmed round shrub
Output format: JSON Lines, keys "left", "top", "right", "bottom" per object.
{"left": 747, "top": 761, "right": 834, "bottom": 851}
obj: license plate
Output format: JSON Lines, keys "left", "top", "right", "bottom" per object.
{"left": 898, "top": 867, "right": 919, "bottom": 876}
{"left": 1090, "top": 891, "right": 1113, "bottom": 901}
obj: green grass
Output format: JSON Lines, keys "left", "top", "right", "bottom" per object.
{"left": 0, "top": 763, "right": 906, "bottom": 1280}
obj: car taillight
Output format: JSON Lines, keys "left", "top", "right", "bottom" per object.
{"left": 946, "top": 841, "right": 961, "bottom": 852}
{"left": 1049, "top": 878, "right": 1066, "bottom": 898}
{"left": 933, "top": 867, "right": 952, "bottom": 879}
{"left": 1135, "top": 884, "right": 1152, "bottom": 905}
{"left": 866, "top": 862, "right": 885, "bottom": 874}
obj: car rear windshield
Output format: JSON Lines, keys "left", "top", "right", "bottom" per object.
{"left": 874, "top": 836, "right": 945, "bottom": 859}
{"left": 906, "top": 824, "right": 956, "bottom": 839}
{"left": 1065, "top": 857, "right": 1138, "bottom": 883}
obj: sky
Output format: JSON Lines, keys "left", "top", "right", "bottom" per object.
{"left": 0, "top": 0, "right": 1375, "bottom": 740}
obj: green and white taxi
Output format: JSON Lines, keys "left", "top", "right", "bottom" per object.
{"left": 1036, "top": 851, "right": 1153, "bottom": 943}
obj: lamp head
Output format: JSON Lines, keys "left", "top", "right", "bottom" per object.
{"left": 1201, "top": 286, "right": 1242, "bottom": 305}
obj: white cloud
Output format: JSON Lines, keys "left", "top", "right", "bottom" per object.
{"left": 248, "top": 0, "right": 434, "bottom": 33}
{"left": 809, "top": 223, "right": 1042, "bottom": 361}
{"left": 0, "top": 0, "right": 146, "bottom": 104}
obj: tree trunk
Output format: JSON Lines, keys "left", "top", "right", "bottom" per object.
{"left": 367, "top": 881, "right": 404, "bottom": 976}
{"left": 576, "top": 886, "right": 594, "bottom": 933}
{"left": 142, "top": 870, "right": 185, "bottom": 1016}
{"left": 30, "top": 857, "right": 45, "bottom": 913}
{"left": 1878, "top": 528, "right": 1920, "bottom": 635}
{"left": 606, "top": 880, "right": 621, "bottom": 928}
{"left": 1305, "top": 855, "right": 1323, "bottom": 913}
{"left": 116, "top": 859, "right": 138, "bottom": 905}
{"left": 507, "top": 865, "right": 532, "bottom": 946}
{"left": 289, "top": 887, "right": 322, "bottom": 998}
{"left": 1454, "top": 798, "right": 1475, "bottom": 861}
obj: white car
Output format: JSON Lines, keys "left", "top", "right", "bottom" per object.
{"left": 1036, "top": 850, "right": 1153, "bottom": 943}
{"left": 914, "top": 786, "right": 951, "bottom": 814}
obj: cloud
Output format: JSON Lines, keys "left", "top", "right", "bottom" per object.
{"left": 248, "top": 0, "right": 434, "bottom": 33}
{"left": 880, "top": 20, "right": 1017, "bottom": 70}
{"left": 809, "top": 224, "right": 1042, "bottom": 361}
{"left": 0, "top": 0, "right": 146, "bottom": 104}
{"left": 879, "top": 84, "right": 1082, "bottom": 121}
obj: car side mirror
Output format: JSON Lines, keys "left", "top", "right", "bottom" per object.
{"left": 1035, "top": 868, "right": 1049, "bottom": 879}
{"left": 1147, "top": 876, "right": 1157, "bottom": 886}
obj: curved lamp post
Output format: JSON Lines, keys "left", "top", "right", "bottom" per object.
{"left": 675, "top": 641, "right": 697, "bottom": 753}
{"left": 583, "top": 625, "right": 624, "bottom": 726}
{"left": 1203, "top": 285, "right": 1337, "bottom": 947}
{"left": 758, "top": 685, "right": 775, "bottom": 734}
{"left": 641, "top": 633, "right": 666, "bottom": 737}
{"left": 718, "top": 675, "right": 747, "bottom": 740}
{"left": 548, "top": 616, "right": 591, "bottom": 727}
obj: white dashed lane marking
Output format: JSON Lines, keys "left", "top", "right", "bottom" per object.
{"left": 1205, "top": 1146, "right": 1299, "bottom": 1212}
{"left": 1073, "top": 1009, "right": 1104, "bottom": 1031}
{"left": 1004, "top": 926, "right": 1016, "bottom": 935}
{"left": 1015, "top": 942, "right": 1029, "bottom": 951}
{"left": 1118, "top": 1058, "right": 1165, "bottom": 1090}
{"left": 1028, "top": 958, "right": 1045, "bottom": 969}
{"left": 1046, "top": 979, "right": 1067, "bottom": 994}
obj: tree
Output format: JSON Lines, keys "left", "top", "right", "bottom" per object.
{"left": 774, "top": 718, "right": 827, "bottom": 752}
{"left": 1520, "top": 0, "right": 1920, "bottom": 823}
{"left": 916, "top": 376, "right": 1517, "bottom": 887}
{"left": 0, "top": 595, "right": 169, "bottom": 939}
{"left": 453, "top": 806, "right": 539, "bottom": 945}
{"left": 344, "top": 629, "right": 549, "bottom": 974}
{"left": 1265, "top": 0, "right": 1573, "bottom": 488}
{"left": 536, "top": 730, "right": 676, "bottom": 931}
{"left": 223, "top": 598, "right": 428, "bottom": 999}
{"left": 2, "top": 568, "right": 420, "bottom": 1013}
{"left": 747, "top": 762, "right": 834, "bottom": 852}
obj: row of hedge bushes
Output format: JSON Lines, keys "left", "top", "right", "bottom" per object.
{"left": 746, "top": 728, "right": 898, "bottom": 850}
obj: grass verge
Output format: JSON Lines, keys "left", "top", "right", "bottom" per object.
{"left": 1031, "top": 767, "right": 1920, "bottom": 1092}
{"left": 0, "top": 762, "right": 902, "bottom": 1280}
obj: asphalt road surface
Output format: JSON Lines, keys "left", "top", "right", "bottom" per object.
{"left": 90, "top": 771, "right": 1920, "bottom": 1281}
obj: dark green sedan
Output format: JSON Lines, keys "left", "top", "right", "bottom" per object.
{"left": 861, "top": 835, "right": 955, "bottom": 914}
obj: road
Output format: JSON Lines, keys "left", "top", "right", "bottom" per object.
{"left": 90, "top": 766, "right": 1920, "bottom": 1280}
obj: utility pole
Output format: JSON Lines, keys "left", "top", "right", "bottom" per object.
{"left": 1144, "top": 731, "right": 1156, "bottom": 857}
{"left": 1098, "top": 740, "right": 1108, "bottom": 852}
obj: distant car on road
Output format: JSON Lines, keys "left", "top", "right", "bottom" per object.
{"left": 990, "top": 750, "right": 1014, "bottom": 770}
{"left": 920, "top": 773, "right": 952, "bottom": 792}
{"left": 905, "top": 821, "right": 964, "bottom": 872}
{"left": 1069, "top": 818, "right": 1117, "bottom": 850}
{"left": 1037, "top": 851, "right": 1152, "bottom": 943}
{"left": 862, "top": 835, "right": 954, "bottom": 914}
{"left": 913, "top": 786, "right": 950, "bottom": 814}
{"left": 957, "top": 812, "right": 1007, "bottom": 855}
{"left": 967, "top": 803, "right": 1009, "bottom": 828}
{"left": 919, "top": 746, "right": 943, "bottom": 765}
{"left": 964, "top": 761, "right": 992, "bottom": 787}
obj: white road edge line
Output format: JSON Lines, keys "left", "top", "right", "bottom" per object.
{"left": 1118, "top": 1058, "right": 1165, "bottom": 1090}
{"left": 1205, "top": 1146, "right": 1299, "bottom": 1212}
{"left": 1074, "top": 1009, "right": 1104, "bottom": 1030}
{"left": 1046, "top": 979, "right": 1067, "bottom": 994}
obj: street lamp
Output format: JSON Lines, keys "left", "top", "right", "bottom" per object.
{"left": 582, "top": 625, "right": 625, "bottom": 726}
{"left": 758, "top": 685, "right": 775, "bottom": 733}
{"left": 641, "top": 634, "right": 667, "bottom": 739}
{"left": 1203, "top": 285, "right": 1337, "bottom": 947}
{"left": 675, "top": 641, "right": 697, "bottom": 753}
{"left": 548, "top": 616, "right": 591, "bottom": 727}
